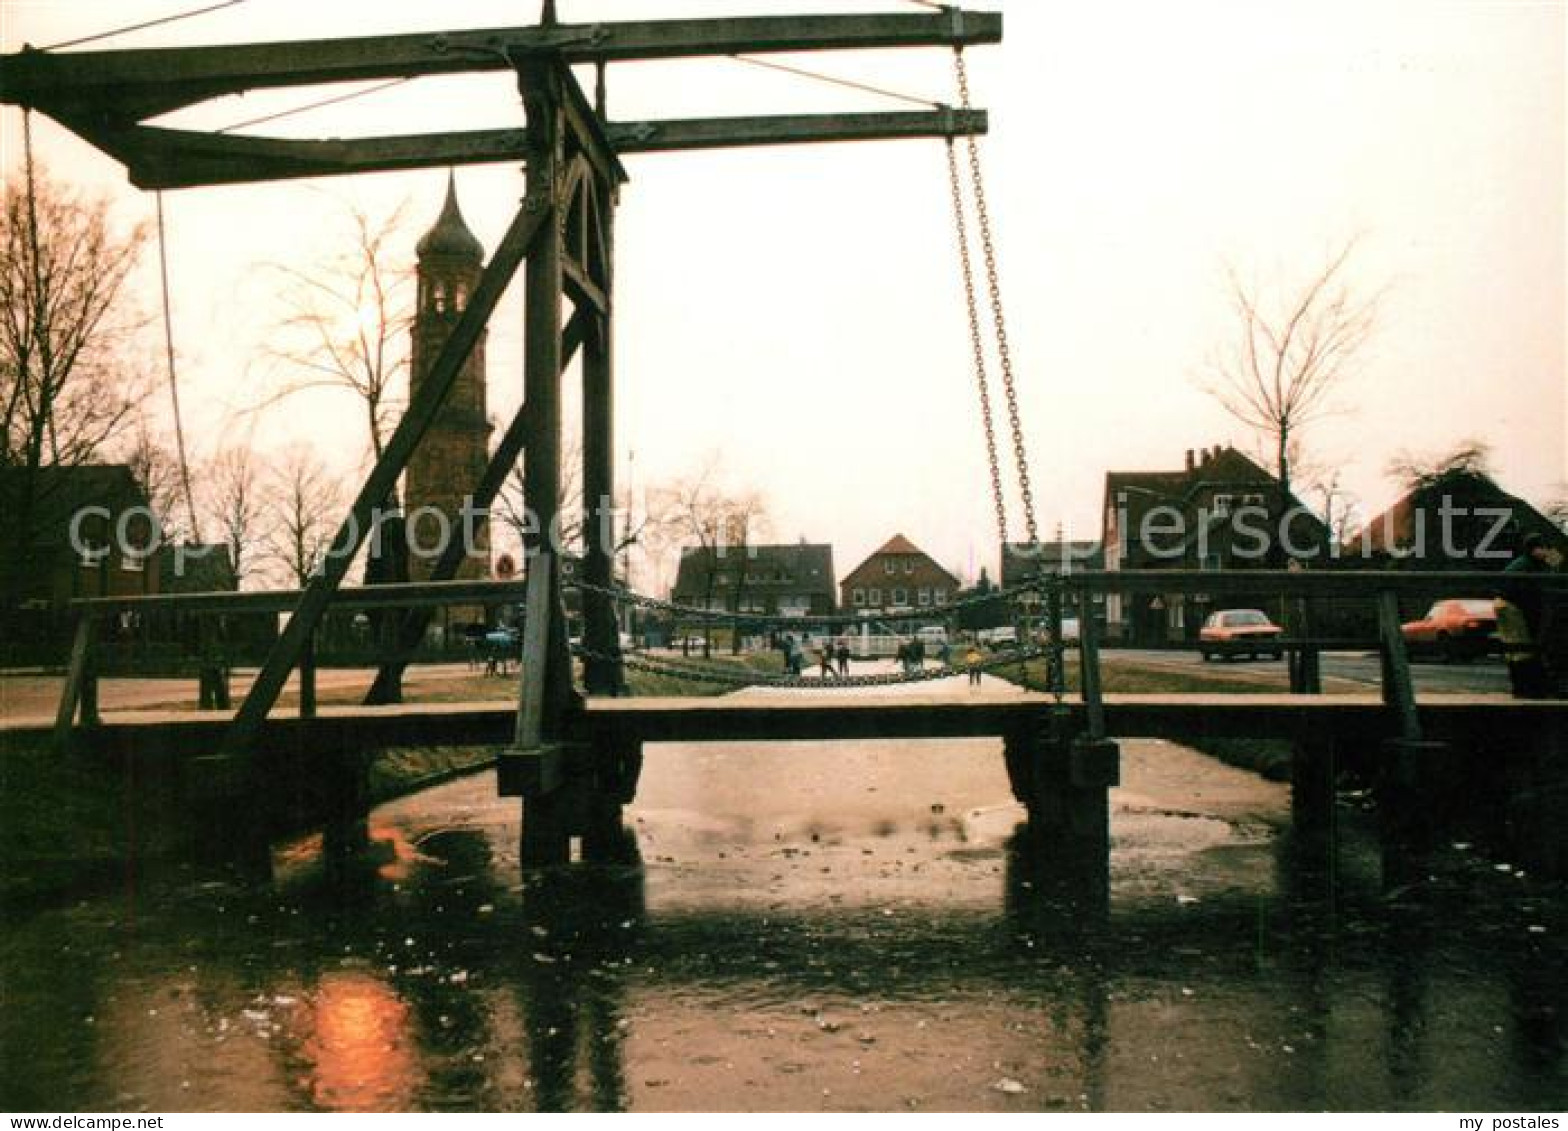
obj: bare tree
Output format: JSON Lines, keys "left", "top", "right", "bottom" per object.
{"left": 1205, "top": 240, "right": 1379, "bottom": 507}
{"left": 256, "top": 200, "right": 413, "bottom": 464}
{"left": 205, "top": 445, "right": 268, "bottom": 589}
{"left": 1386, "top": 437, "right": 1494, "bottom": 491}
{"left": 1544, "top": 492, "right": 1568, "bottom": 534}
{"left": 121, "top": 421, "right": 188, "bottom": 543}
{"left": 0, "top": 160, "right": 149, "bottom": 607}
{"left": 264, "top": 444, "right": 343, "bottom": 587}
{"left": 495, "top": 437, "right": 659, "bottom": 565}
{"left": 652, "top": 459, "right": 770, "bottom": 658}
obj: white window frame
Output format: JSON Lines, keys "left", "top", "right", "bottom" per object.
{"left": 917, "top": 587, "right": 931, "bottom": 606}
{"left": 892, "top": 587, "right": 908, "bottom": 606}
{"left": 852, "top": 588, "right": 866, "bottom": 607}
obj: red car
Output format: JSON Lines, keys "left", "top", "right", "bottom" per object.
{"left": 1400, "top": 598, "right": 1497, "bottom": 661}
{"left": 1199, "top": 609, "right": 1284, "bottom": 661}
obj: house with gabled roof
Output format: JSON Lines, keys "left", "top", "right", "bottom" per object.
{"left": 840, "top": 534, "right": 960, "bottom": 616}
{"left": 1099, "top": 444, "right": 1327, "bottom": 643}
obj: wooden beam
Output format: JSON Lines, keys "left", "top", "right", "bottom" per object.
{"left": 91, "top": 110, "right": 987, "bottom": 190}
{"left": 610, "top": 109, "right": 988, "bottom": 154}
{"left": 581, "top": 172, "right": 618, "bottom": 694}
{"left": 518, "top": 61, "right": 577, "bottom": 736}
{"left": 362, "top": 306, "right": 590, "bottom": 705}
{"left": 1, "top": 13, "right": 1002, "bottom": 123}
{"left": 1377, "top": 588, "right": 1422, "bottom": 742}
{"left": 54, "top": 613, "right": 96, "bottom": 744}
{"left": 562, "top": 254, "right": 609, "bottom": 314}
{"left": 219, "top": 196, "right": 547, "bottom": 759}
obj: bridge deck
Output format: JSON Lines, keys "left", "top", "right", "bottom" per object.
{"left": 8, "top": 691, "right": 1563, "bottom": 757}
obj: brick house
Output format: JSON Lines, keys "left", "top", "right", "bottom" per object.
{"left": 1100, "top": 444, "right": 1328, "bottom": 643}
{"left": 0, "top": 464, "right": 161, "bottom": 611}
{"left": 672, "top": 542, "right": 837, "bottom": 620}
{"left": 840, "top": 534, "right": 959, "bottom": 616}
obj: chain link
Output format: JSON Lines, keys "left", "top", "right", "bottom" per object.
{"left": 567, "top": 575, "right": 1043, "bottom": 628}
{"left": 946, "top": 135, "right": 1008, "bottom": 548}
{"left": 952, "top": 49, "right": 1039, "bottom": 548}
{"left": 584, "top": 640, "right": 1059, "bottom": 692}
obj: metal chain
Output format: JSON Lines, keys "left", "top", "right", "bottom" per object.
{"left": 953, "top": 49, "right": 1039, "bottom": 548}
{"left": 946, "top": 135, "right": 1008, "bottom": 548}
{"left": 584, "top": 640, "right": 1058, "bottom": 692}
{"left": 567, "top": 575, "right": 1039, "bottom": 628}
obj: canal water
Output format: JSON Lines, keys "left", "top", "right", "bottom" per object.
{"left": 2, "top": 730, "right": 1563, "bottom": 1112}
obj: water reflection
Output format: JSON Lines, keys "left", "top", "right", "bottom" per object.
{"left": 3, "top": 738, "right": 1565, "bottom": 1112}
{"left": 303, "top": 972, "right": 417, "bottom": 1111}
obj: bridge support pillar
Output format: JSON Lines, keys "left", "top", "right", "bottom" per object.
{"left": 322, "top": 748, "right": 373, "bottom": 863}
{"left": 503, "top": 739, "right": 642, "bottom": 868}
{"left": 1377, "top": 737, "right": 1451, "bottom": 884}
{"left": 1291, "top": 737, "right": 1337, "bottom": 836}
{"left": 1006, "top": 718, "right": 1119, "bottom": 875}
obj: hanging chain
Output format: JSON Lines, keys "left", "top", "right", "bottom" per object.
{"left": 946, "top": 135, "right": 1008, "bottom": 548}
{"left": 952, "top": 49, "right": 1039, "bottom": 548}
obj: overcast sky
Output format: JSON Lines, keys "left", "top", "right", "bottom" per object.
{"left": 2, "top": 0, "right": 1563, "bottom": 589}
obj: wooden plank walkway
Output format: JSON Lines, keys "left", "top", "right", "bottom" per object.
{"left": 8, "top": 691, "right": 1564, "bottom": 758}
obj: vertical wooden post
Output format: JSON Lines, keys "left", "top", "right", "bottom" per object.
{"left": 55, "top": 612, "right": 98, "bottom": 745}
{"left": 1375, "top": 586, "right": 1445, "bottom": 870}
{"left": 516, "top": 58, "right": 574, "bottom": 869}
{"left": 1076, "top": 582, "right": 1107, "bottom": 742}
{"left": 581, "top": 178, "right": 621, "bottom": 695}
{"left": 515, "top": 554, "right": 555, "bottom": 750}
{"left": 1376, "top": 588, "right": 1420, "bottom": 742}
{"left": 519, "top": 60, "right": 574, "bottom": 730}
{"left": 299, "top": 628, "right": 317, "bottom": 719}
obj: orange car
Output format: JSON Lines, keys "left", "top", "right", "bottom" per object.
{"left": 1198, "top": 608, "right": 1284, "bottom": 661}
{"left": 1400, "top": 598, "right": 1497, "bottom": 661}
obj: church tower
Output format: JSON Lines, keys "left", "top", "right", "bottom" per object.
{"left": 406, "top": 173, "right": 492, "bottom": 582}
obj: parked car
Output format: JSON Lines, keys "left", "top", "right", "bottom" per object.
{"left": 1199, "top": 608, "right": 1284, "bottom": 661}
{"left": 668, "top": 634, "right": 707, "bottom": 650}
{"left": 983, "top": 626, "right": 1019, "bottom": 649}
{"left": 1400, "top": 598, "right": 1497, "bottom": 661}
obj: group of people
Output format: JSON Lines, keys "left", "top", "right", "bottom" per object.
{"left": 768, "top": 631, "right": 987, "bottom": 684}
{"left": 775, "top": 633, "right": 852, "bottom": 678}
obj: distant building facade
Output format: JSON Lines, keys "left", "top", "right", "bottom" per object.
{"left": 840, "top": 534, "right": 959, "bottom": 616}
{"left": 672, "top": 542, "right": 837, "bottom": 619}
{"left": 1001, "top": 539, "right": 1106, "bottom": 631}
{"left": 0, "top": 464, "right": 160, "bottom": 610}
{"left": 1100, "top": 444, "right": 1328, "bottom": 643}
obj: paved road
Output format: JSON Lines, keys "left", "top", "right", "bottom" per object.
{"left": 1109, "top": 647, "right": 1512, "bottom": 694}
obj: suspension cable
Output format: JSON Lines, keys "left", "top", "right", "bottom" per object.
{"left": 154, "top": 193, "right": 202, "bottom": 542}
{"left": 39, "top": 0, "right": 247, "bottom": 52}
{"left": 727, "top": 54, "right": 941, "bottom": 110}
{"left": 216, "top": 77, "right": 414, "bottom": 134}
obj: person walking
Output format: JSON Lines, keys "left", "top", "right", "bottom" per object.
{"left": 818, "top": 643, "right": 835, "bottom": 679}
{"left": 965, "top": 643, "right": 983, "bottom": 687}
{"left": 1497, "top": 532, "right": 1558, "bottom": 698}
{"left": 835, "top": 639, "right": 851, "bottom": 678}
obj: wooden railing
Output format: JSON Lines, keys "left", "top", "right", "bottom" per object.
{"left": 1059, "top": 569, "right": 1568, "bottom": 746}
{"left": 51, "top": 569, "right": 1566, "bottom": 752}
{"left": 54, "top": 577, "right": 537, "bottom": 744}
